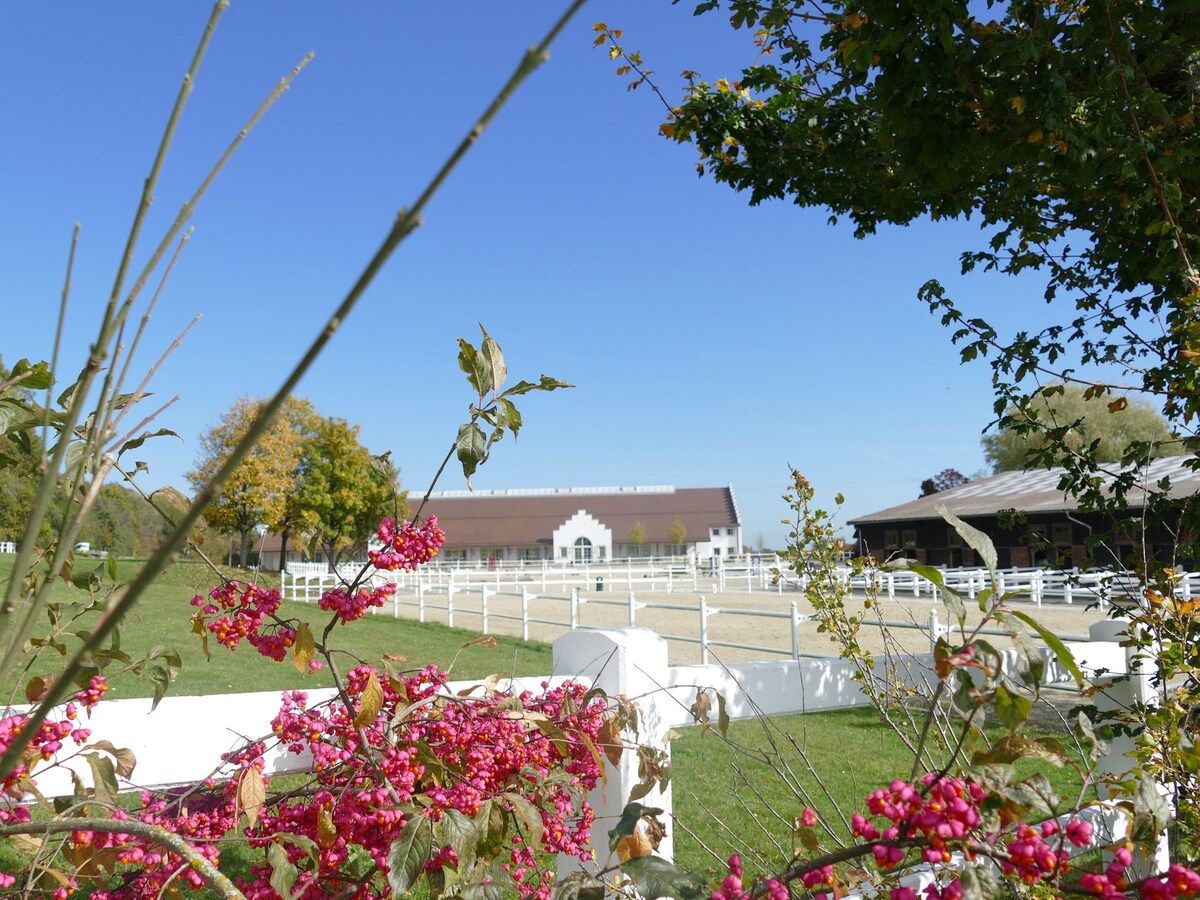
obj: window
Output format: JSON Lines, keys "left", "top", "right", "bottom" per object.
{"left": 443, "top": 549, "right": 467, "bottom": 563}
{"left": 518, "top": 547, "right": 541, "bottom": 561}
{"left": 559, "top": 547, "right": 567, "bottom": 559}
{"left": 902, "top": 529, "right": 918, "bottom": 549}
{"left": 1052, "top": 523, "right": 1073, "bottom": 545}
{"left": 599, "top": 546, "right": 606, "bottom": 560}
{"left": 947, "top": 528, "right": 963, "bottom": 548}
{"left": 712, "top": 529, "right": 720, "bottom": 537}
{"left": 726, "top": 528, "right": 734, "bottom": 536}
{"left": 884, "top": 530, "right": 899, "bottom": 548}
{"left": 574, "top": 537, "right": 593, "bottom": 563}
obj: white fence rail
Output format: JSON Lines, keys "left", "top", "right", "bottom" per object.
{"left": 0, "top": 541, "right": 16, "bottom": 554}
{"left": 7, "top": 623, "right": 1156, "bottom": 881}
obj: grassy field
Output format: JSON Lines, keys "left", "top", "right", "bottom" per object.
{"left": 0, "top": 555, "right": 553, "bottom": 704}
{"left": 671, "top": 706, "right": 1092, "bottom": 878}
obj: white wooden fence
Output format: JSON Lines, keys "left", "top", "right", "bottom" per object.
{"left": 7, "top": 623, "right": 1160, "bottom": 884}
{"left": 0, "top": 541, "right": 16, "bottom": 554}
{"left": 280, "top": 568, "right": 1096, "bottom": 665}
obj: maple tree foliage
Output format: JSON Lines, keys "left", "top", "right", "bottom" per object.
{"left": 187, "top": 396, "right": 317, "bottom": 566}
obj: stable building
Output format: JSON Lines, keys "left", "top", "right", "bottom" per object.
{"left": 849, "top": 456, "right": 1200, "bottom": 569}
{"left": 414, "top": 484, "right": 743, "bottom": 564}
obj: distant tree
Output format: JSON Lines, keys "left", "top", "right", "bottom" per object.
{"left": 983, "top": 384, "right": 1183, "bottom": 473}
{"left": 628, "top": 521, "right": 647, "bottom": 556}
{"left": 293, "top": 417, "right": 406, "bottom": 567}
{"left": 919, "top": 468, "right": 970, "bottom": 498}
{"left": 0, "top": 361, "right": 50, "bottom": 546}
{"left": 187, "top": 396, "right": 313, "bottom": 566}
{"left": 667, "top": 517, "right": 687, "bottom": 554}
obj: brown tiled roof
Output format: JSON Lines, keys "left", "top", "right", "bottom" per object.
{"left": 414, "top": 486, "right": 739, "bottom": 549}
{"left": 848, "top": 456, "right": 1200, "bottom": 525}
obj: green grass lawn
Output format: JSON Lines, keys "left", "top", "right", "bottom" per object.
{"left": 0, "top": 555, "right": 553, "bottom": 704}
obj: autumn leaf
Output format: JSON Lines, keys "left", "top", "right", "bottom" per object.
{"left": 238, "top": 767, "right": 266, "bottom": 829}
{"left": 354, "top": 671, "right": 384, "bottom": 729}
{"left": 292, "top": 622, "right": 316, "bottom": 674}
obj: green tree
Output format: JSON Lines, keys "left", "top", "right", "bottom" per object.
{"left": 983, "top": 383, "right": 1184, "bottom": 472}
{"left": 605, "top": 1, "right": 1199, "bottom": 432}
{"left": 186, "top": 396, "right": 314, "bottom": 566}
{"left": 294, "top": 417, "right": 406, "bottom": 567}
{"left": 919, "top": 468, "right": 970, "bottom": 497}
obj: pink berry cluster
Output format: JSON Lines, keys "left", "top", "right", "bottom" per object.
{"left": 369, "top": 515, "right": 446, "bottom": 571}
{"left": 712, "top": 773, "right": 1200, "bottom": 900}
{"left": 318, "top": 581, "right": 398, "bottom": 623}
{"left": 246, "top": 665, "right": 604, "bottom": 899}
{"left": 54, "top": 665, "right": 604, "bottom": 899}
{"left": 0, "top": 675, "right": 108, "bottom": 806}
{"left": 189, "top": 580, "right": 291, "bottom": 659}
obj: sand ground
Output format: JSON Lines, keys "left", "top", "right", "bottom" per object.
{"left": 388, "top": 575, "right": 1113, "bottom": 666}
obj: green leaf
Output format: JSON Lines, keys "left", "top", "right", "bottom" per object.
{"left": 440, "top": 808, "right": 481, "bottom": 872}
{"left": 993, "top": 682, "right": 1032, "bottom": 730}
{"left": 1006, "top": 609, "right": 1084, "bottom": 687}
{"left": 267, "top": 841, "right": 298, "bottom": 900}
{"left": 905, "top": 563, "right": 966, "bottom": 623}
{"left": 457, "top": 337, "right": 492, "bottom": 399}
{"left": 619, "top": 855, "right": 707, "bottom": 899}
{"left": 9, "top": 358, "right": 53, "bottom": 391}
{"left": 497, "top": 398, "right": 522, "bottom": 440}
{"left": 479, "top": 325, "right": 507, "bottom": 394}
{"left": 386, "top": 815, "right": 432, "bottom": 895}
{"left": 499, "top": 375, "right": 575, "bottom": 398}
{"left": 716, "top": 691, "right": 729, "bottom": 738}
{"left": 1131, "top": 775, "right": 1173, "bottom": 843}
{"left": 86, "top": 753, "right": 119, "bottom": 808}
{"left": 501, "top": 791, "right": 545, "bottom": 847}
{"left": 456, "top": 422, "right": 487, "bottom": 486}
{"left": 116, "top": 427, "right": 178, "bottom": 459}
{"left": 960, "top": 859, "right": 1004, "bottom": 900}
{"left": 935, "top": 504, "right": 998, "bottom": 577}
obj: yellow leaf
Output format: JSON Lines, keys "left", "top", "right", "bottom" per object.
{"left": 354, "top": 671, "right": 384, "bottom": 729}
{"left": 238, "top": 767, "right": 266, "bottom": 830}
{"left": 293, "top": 622, "right": 316, "bottom": 674}
{"left": 597, "top": 714, "right": 623, "bottom": 767}
{"left": 1010, "top": 96, "right": 1026, "bottom": 115}
{"left": 592, "top": 22, "right": 607, "bottom": 32}
{"left": 317, "top": 805, "right": 337, "bottom": 849}
{"left": 659, "top": 122, "right": 676, "bottom": 139}
{"left": 1108, "top": 397, "right": 1129, "bottom": 413}
{"left": 715, "top": 78, "right": 731, "bottom": 93}
{"left": 609, "top": 46, "right": 621, "bottom": 60}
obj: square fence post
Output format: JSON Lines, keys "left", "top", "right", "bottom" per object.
{"left": 552, "top": 628, "right": 673, "bottom": 879}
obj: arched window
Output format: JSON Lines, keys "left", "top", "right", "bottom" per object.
{"left": 574, "top": 536, "right": 593, "bottom": 563}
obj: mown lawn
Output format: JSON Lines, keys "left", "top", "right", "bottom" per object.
{"left": 0, "top": 555, "right": 553, "bottom": 704}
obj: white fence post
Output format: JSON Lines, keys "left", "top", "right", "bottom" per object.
{"left": 521, "top": 587, "right": 530, "bottom": 641}
{"left": 481, "top": 585, "right": 490, "bottom": 634}
{"left": 627, "top": 590, "right": 637, "bottom": 627}
{"left": 570, "top": 587, "right": 580, "bottom": 630}
{"left": 699, "top": 597, "right": 709, "bottom": 665}
{"left": 552, "top": 628, "right": 673, "bottom": 877}
{"left": 1090, "top": 618, "right": 1170, "bottom": 876}
{"left": 928, "top": 607, "right": 940, "bottom": 654}
{"left": 790, "top": 601, "right": 801, "bottom": 661}
{"left": 447, "top": 585, "right": 455, "bottom": 628}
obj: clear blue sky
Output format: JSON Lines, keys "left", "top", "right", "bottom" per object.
{"left": 0, "top": 3, "right": 1054, "bottom": 547}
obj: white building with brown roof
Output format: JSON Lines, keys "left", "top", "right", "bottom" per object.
{"left": 416, "top": 484, "right": 743, "bottom": 564}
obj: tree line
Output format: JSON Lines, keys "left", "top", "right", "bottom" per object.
{"left": 0, "top": 375, "right": 402, "bottom": 568}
